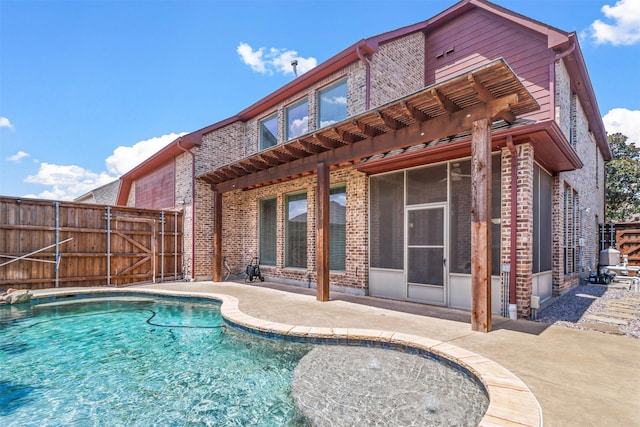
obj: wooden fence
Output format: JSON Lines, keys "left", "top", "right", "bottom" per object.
{"left": 600, "top": 222, "right": 640, "bottom": 265}
{"left": 0, "top": 197, "right": 183, "bottom": 291}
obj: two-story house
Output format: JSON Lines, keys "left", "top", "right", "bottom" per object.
{"left": 116, "top": 0, "right": 611, "bottom": 330}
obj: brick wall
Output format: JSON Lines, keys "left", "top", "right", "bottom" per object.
{"left": 204, "top": 167, "right": 368, "bottom": 292}
{"left": 501, "top": 144, "right": 535, "bottom": 318}
{"left": 552, "top": 60, "right": 606, "bottom": 294}
{"left": 369, "top": 32, "right": 425, "bottom": 109}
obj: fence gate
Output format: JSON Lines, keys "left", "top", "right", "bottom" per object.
{"left": 0, "top": 197, "right": 183, "bottom": 291}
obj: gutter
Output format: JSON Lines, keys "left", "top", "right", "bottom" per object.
{"left": 506, "top": 135, "right": 518, "bottom": 319}
{"left": 548, "top": 41, "right": 576, "bottom": 121}
{"left": 177, "top": 140, "right": 196, "bottom": 281}
{"left": 356, "top": 45, "right": 372, "bottom": 110}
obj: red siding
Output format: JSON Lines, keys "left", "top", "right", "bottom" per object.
{"left": 425, "top": 9, "right": 554, "bottom": 121}
{"left": 135, "top": 160, "right": 175, "bottom": 209}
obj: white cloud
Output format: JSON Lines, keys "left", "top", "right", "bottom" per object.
{"left": 288, "top": 116, "right": 309, "bottom": 138}
{"left": 590, "top": 0, "right": 640, "bottom": 45}
{"left": 105, "top": 132, "right": 186, "bottom": 176}
{"left": 603, "top": 108, "right": 640, "bottom": 144}
{"left": 24, "top": 163, "right": 115, "bottom": 201}
{"left": 237, "top": 42, "right": 317, "bottom": 76}
{"left": 237, "top": 42, "right": 268, "bottom": 74}
{"left": 7, "top": 151, "right": 30, "bottom": 163}
{"left": 0, "top": 117, "right": 14, "bottom": 129}
{"left": 20, "top": 132, "right": 185, "bottom": 201}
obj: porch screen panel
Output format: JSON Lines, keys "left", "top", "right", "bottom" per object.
{"left": 449, "top": 156, "right": 501, "bottom": 275}
{"left": 330, "top": 186, "right": 346, "bottom": 271}
{"left": 370, "top": 172, "right": 404, "bottom": 269}
{"left": 286, "top": 192, "right": 307, "bottom": 268}
{"left": 539, "top": 168, "right": 553, "bottom": 271}
{"left": 450, "top": 160, "right": 472, "bottom": 274}
{"left": 259, "top": 198, "right": 277, "bottom": 266}
{"left": 491, "top": 155, "right": 501, "bottom": 276}
{"left": 407, "top": 164, "right": 447, "bottom": 205}
{"left": 533, "top": 165, "right": 553, "bottom": 273}
{"left": 407, "top": 208, "right": 444, "bottom": 286}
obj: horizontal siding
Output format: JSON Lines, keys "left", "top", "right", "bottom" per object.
{"left": 135, "top": 160, "right": 176, "bottom": 210}
{"left": 426, "top": 8, "right": 554, "bottom": 121}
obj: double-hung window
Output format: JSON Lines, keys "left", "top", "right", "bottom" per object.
{"left": 329, "top": 185, "right": 346, "bottom": 271}
{"left": 259, "top": 114, "right": 278, "bottom": 150}
{"left": 259, "top": 198, "right": 277, "bottom": 266}
{"left": 285, "top": 192, "right": 308, "bottom": 268}
{"left": 318, "top": 79, "right": 347, "bottom": 129}
{"left": 286, "top": 99, "right": 309, "bottom": 140}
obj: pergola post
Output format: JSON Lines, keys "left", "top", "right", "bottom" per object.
{"left": 471, "top": 118, "right": 492, "bottom": 332}
{"left": 212, "top": 190, "right": 222, "bottom": 282}
{"left": 316, "top": 162, "right": 330, "bottom": 301}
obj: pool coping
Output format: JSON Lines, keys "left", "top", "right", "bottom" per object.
{"left": 25, "top": 287, "right": 543, "bottom": 427}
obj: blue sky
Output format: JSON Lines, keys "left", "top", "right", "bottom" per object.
{"left": 1, "top": 0, "right": 639, "bottom": 200}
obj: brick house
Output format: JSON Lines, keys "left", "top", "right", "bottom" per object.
{"left": 116, "top": 0, "right": 611, "bottom": 329}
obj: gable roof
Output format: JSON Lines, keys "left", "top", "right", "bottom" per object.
{"left": 117, "top": 0, "right": 610, "bottom": 205}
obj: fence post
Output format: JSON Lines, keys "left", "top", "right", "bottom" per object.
{"left": 55, "top": 201, "right": 60, "bottom": 288}
{"left": 174, "top": 211, "right": 178, "bottom": 281}
{"left": 160, "top": 211, "right": 165, "bottom": 283}
{"left": 106, "top": 206, "right": 111, "bottom": 286}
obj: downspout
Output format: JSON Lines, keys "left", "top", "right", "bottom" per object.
{"left": 356, "top": 45, "right": 371, "bottom": 110}
{"left": 548, "top": 41, "right": 576, "bottom": 120}
{"left": 178, "top": 140, "right": 196, "bottom": 281}
{"left": 506, "top": 135, "right": 518, "bottom": 320}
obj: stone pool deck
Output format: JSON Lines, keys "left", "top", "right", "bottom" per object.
{"left": 32, "top": 281, "right": 640, "bottom": 426}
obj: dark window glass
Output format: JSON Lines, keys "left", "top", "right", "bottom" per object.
{"left": 286, "top": 192, "right": 307, "bottom": 268}
{"left": 259, "top": 198, "right": 277, "bottom": 266}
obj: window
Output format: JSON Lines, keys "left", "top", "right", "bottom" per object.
{"left": 318, "top": 79, "right": 347, "bottom": 129}
{"left": 330, "top": 185, "right": 346, "bottom": 271}
{"left": 285, "top": 192, "right": 307, "bottom": 268}
{"left": 286, "top": 99, "right": 309, "bottom": 140}
{"left": 259, "top": 114, "right": 278, "bottom": 150}
{"left": 259, "top": 198, "right": 277, "bottom": 266}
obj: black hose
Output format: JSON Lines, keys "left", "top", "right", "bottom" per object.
{"left": 25, "top": 309, "right": 226, "bottom": 330}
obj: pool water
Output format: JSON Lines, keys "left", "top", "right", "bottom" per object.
{"left": 0, "top": 297, "right": 312, "bottom": 426}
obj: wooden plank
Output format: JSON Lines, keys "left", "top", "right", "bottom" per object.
{"left": 316, "top": 162, "right": 330, "bottom": 302}
{"left": 212, "top": 191, "right": 223, "bottom": 282}
{"left": 470, "top": 117, "right": 492, "bottom": 332}
{"left": 0, "top": 197, "right": 183, "bottom": 290}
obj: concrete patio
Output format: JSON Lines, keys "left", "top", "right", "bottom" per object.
{"left": 34, "top": 281, "right": 640, "bottom": 426}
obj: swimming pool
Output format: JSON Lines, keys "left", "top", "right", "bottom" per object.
{"left": 0, "top": 296, "right": 312, "bottom": 426}
{"left": 1, "top": 292, "right": 498, "bottom": 426}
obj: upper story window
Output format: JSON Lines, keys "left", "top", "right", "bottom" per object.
{"left": 286, "top": 99, "right": 309, "bottom": 141}
{"left": 259, "top": 113, "right": 278, "bottom": 150}
{"left": 318, "top": 79, "right": 347, "bottom": 129}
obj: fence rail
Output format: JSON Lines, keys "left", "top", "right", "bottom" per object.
{"left": 0, "top": 197, "right": 183, "bottom": 291}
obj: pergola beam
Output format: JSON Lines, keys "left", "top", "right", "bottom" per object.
{"left": 212, "top": 95, "right": 517, "bottom": 193}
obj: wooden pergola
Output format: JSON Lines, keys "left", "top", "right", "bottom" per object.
{"left": 199, "top": 58, "right": 539, "bottom": 332}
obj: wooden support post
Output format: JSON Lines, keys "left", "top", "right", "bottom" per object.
{"left": 316, "top": 162, "right": 330, "bottom": 301}
{"left": 471, "top": 118, "right": 492, "bottom": 332}
{"left": 212, "top": 190, "right": 223, "bottom": 282}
